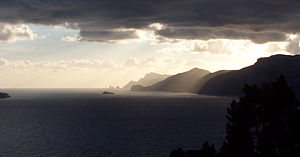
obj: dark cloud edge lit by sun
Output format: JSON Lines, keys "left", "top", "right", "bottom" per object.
{"left": 0, "top": 0, "right": 299, "bottom": 43}
{"left": 0, "top": 0, "right": 300, "bottom": 88}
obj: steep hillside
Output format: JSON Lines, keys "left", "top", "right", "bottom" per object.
{"left": 200, "top": 55, "right": 300, "bottom": 97}
{"left": 131, "top": 68, "right": 210, "bottom": 93}
{"left": 123, "top": 73, "right": 170, "bottom": 90}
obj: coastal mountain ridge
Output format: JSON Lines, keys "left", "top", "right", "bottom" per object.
{"left": 123, "top": 72, "right": 170, "bottom": 90}
{"left": 131, "top": 68, "right": 210, "bottom": 93}
{"left": 130, "top": 55, "right": 300, "bottom": 97}
{"left": 199, "top": 55, "right": 300, "bottom": 96}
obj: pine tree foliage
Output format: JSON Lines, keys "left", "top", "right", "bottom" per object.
{"left": 171, "top": 75, "right": 300, "bottom": 157}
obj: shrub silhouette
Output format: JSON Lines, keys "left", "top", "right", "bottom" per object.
{"left": 171, "top": 75, "right": 300, "bottom": 157}
{"left": 170, "top": 141, "right": 216, "bottom": 157}
{"left": 221, "top": 98, "right": 255, "bottom": 157}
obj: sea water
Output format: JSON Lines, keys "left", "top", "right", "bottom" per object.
{"left": 0, "top": 89, "right": 231, "bottom": 157}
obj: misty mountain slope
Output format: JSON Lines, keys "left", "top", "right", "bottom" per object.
{"left": 199, "top": 55, "right": 300, "bottom": 97}
{"left": 123, "top": 73, "right": 170, "bottom": 90}
{"left": 138, "top": 72, "right": 171, "bottom": 86}
{"left": 123, "top": 81, "right": 138, "bottom": 90}
{"left": 131, "top": 68, "right": 210, "bottom": 93}
{"left": 193, "top": 70, "right": 231, "bottom": 93}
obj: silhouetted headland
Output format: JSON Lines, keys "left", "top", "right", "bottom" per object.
{"left": 0, "top": 92, "right": 10, "bottom": 98}
{"left": 131, "top": 55, "right": 300, "bottom": 98}
{"left": 199, "top": 55, "right": 300, "bottom": 97}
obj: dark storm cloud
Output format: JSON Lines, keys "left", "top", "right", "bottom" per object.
{"left": 79, "top": 30, "right": 138, "bottom": 42}
{"left": 0, "top": 0, "right": 299, "bottom": 43}
{"left": 156, "top": 28, "right": 288, "bottom": 44}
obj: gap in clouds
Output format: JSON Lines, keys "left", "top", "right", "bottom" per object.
{"left": 0, "top": 24, "right": 298, "bottom": 88}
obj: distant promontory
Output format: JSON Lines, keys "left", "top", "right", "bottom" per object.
{"left": 131, "top": 68, "right": 211, "bottom": 93}
{"left": 123, "top": 72, "right": 170, "bottom": 90}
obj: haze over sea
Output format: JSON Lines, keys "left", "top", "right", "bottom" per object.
{"left": 0, "top": 89, "right": 231, "bottom": 157}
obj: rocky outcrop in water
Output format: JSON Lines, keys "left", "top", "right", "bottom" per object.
{"left": 0, "top": 92, "right": 10, "bottom": 99}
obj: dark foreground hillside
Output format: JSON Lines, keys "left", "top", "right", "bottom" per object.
{"left": 171, "top": 75, "right": 300, "bottom": 157}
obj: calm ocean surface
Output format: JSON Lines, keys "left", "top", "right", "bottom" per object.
{"left": 0, "top": 89, "right": 232, "bottom": 157}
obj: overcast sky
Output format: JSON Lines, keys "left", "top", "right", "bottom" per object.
{"left": 0, "top": 0, "right": 299, "bottom": 88}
